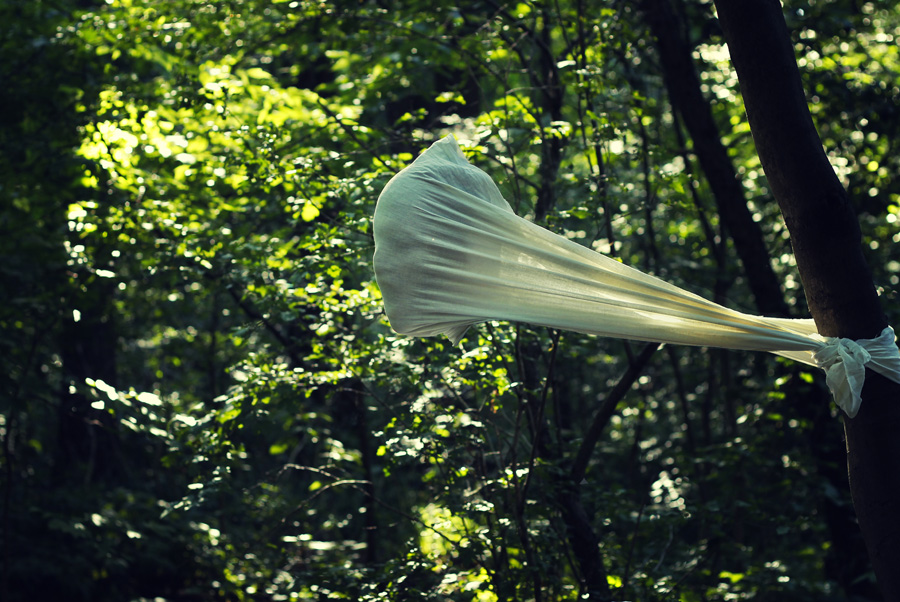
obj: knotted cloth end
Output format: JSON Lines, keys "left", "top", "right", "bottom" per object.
{"left": 813, "top": 326, "right": 900, "bottom": 418}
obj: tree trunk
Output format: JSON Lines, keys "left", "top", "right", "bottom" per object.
{"left": 56, "top": 281, "right": 119, "bottom": 485}
{"left": 713, "top": 1, "right": 900, "bottom": 598}
{"left": 641, "top": 0, "right": 789, "bottom": 318}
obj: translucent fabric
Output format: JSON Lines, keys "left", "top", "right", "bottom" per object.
{"left": 372, "top": 135, "right": 900, "bottom": 417}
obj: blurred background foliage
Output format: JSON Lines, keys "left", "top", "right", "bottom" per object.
{"left": 2, "top": 0, "right": 900, "bottom": 600}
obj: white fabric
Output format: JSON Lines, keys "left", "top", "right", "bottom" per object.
{"left": 372, "top": 135, "right": 900, "bottom": 417}
{"left": 812, "top": 327, "right": 900, "bottom": 417}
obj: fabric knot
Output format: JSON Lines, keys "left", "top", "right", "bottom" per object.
{"left": 813, "top": 330, "right": 890, "bottom": 418}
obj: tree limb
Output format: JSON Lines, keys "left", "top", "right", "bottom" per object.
{"left": 571, "top": 342, "right": 660, "bottom": 484}
{"left": 641, "top": 0, "right": 790, "bottom": 317}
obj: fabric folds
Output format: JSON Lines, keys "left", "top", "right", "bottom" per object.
{"left": 372, "top": 135, "right": 900, "bottom": 417}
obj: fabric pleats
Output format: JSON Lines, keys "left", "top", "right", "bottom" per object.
{"left": 373, "top": 135, "right": 900, "bottom": 417}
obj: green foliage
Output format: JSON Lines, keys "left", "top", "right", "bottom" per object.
{"left": 2, "top": 0, "right": 897, "bottom": 600}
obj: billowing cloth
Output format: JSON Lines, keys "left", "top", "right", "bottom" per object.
{"left": 372, "top": 135, "right": 900, "bottom": 417}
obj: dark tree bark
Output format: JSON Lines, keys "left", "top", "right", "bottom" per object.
{"left": 56, "top": 281, "right": 120, "bottom": 485}
{"left": 641, "top": 0, "right": 789, "bottom": 318}
{"left": 562, "top": 342, "right": 658, "bottom": 601}
{"left": 532, "top": 6, "right": 564, "bottom": 223}
{"left": 713, "top": 1, "right": 900, "bottom": 598}
{"left": 642, "top": 1, "right": 877, "bottom": 593}
{"left": 352, "top": 388, "right": 380, "bottom": 565}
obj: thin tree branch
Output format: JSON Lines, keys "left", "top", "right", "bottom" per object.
{"left": 226, "top": 284, "right": 304, "bottom": 366}
{"left": 571, "top": 342, "right": 660, "bottom": 483}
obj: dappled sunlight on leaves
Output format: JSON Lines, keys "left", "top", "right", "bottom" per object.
{"left": 3, "top": 0, "right": 897, "bottom": 600}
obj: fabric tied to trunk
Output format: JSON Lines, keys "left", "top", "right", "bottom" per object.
{"left": 812, "top": 328, "right": 900, "bottom": 417}
{"left": 372, "top": 135, "right": 900, "bottom": 417}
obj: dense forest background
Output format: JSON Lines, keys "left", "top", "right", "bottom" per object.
{"left": 3, "top": 0, "right": 900, "bottom": 600}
